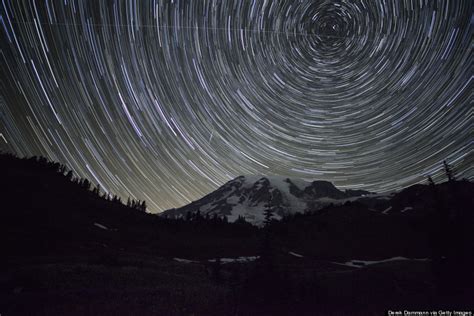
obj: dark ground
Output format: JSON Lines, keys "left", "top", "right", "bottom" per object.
{"left": 1, "top": 153, "right": 473, "bottom": 315}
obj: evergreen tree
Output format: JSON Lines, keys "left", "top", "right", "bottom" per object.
{"left": 263, "top": 208, "right": 274, "bottom": 226}
{"left": 428, "top": 176, "right": 435, "bottom": 187}
{"left": 195, "top": 210, "right": 202, "bottom": 221}
{"left": 83, "top": 179, "right": 91, "bottom": 190}
{"left": 185, "top": 211, "right": 192, "bottom": 221}
{"left": 235, "top": 215, "right": 247, "bottom": 224}
{"left": 93, "top": 184, "right": 101, "bottom": 196}
{"left": 443, "top": 160, "right": 455, "bottom": 182}
{"left": 65, "top": 170, "right": 73, "bottom": 181}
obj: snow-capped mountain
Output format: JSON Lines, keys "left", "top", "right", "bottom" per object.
{"left": 162, "top": 175, "right": 372, "bottom": 225}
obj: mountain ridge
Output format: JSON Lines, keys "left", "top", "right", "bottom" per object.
{"left": 162, "top": 175, "right": 373, "bottom": 225}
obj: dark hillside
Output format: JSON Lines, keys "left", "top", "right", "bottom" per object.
{"left": 1, "top": 152, "right": 473, "bottom": 315}
{"left": 269, "top": 179, "right": 474, "bottom": 261}
{"left": 0, "top": 153, "right": 259, "bottom": 260}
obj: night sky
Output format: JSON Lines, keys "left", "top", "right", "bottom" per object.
{"left": 0, "top": 0, "right": 472, "bottom": 212}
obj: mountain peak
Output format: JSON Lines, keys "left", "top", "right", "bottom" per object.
{"left": 163, "top": 175, "right": 368, "bottom": 225}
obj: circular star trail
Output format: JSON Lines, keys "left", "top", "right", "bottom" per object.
{"left": 0, "top": 0, "right": 472, "bottom": 212}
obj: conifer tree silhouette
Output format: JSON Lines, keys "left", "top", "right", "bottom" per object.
{"left": 263, "top": 208, "right": 274, "bottom": 226}
{"left": 443, "top": 160, "right": 456, "bottom": 182}
{"left": 427, "top": 176, "right": 435, "bottom": 187}
{"left": 93, "top": 184, "right": 101, "bottom": 196}
{"left": 65, "top": 170, "right": 73, "bottom": 181}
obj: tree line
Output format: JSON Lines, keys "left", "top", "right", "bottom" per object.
{"left": 0, "top": 152, "right": 147, "bottom": 212}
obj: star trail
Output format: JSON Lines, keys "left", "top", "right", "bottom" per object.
{"left": 0, "top": 0, "right": 472, "bottom": 212}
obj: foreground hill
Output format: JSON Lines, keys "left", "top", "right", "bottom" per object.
{"left": 1, "top": 152, "right": 473, "bottom": 315}
{"left": 0, "top": 153, "right": 259, "bottom": 260}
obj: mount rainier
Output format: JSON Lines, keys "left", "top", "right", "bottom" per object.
{"left": 162, "top": 175, "right": 371, "bottom": 225}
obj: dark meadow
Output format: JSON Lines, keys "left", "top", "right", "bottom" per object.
{"left": 1, "top": 152, "right": 473, "bottom": 315}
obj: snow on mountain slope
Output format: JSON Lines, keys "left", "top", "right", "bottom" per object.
{"left": 162, "top": 175, "right": 372, "bottom": 225}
